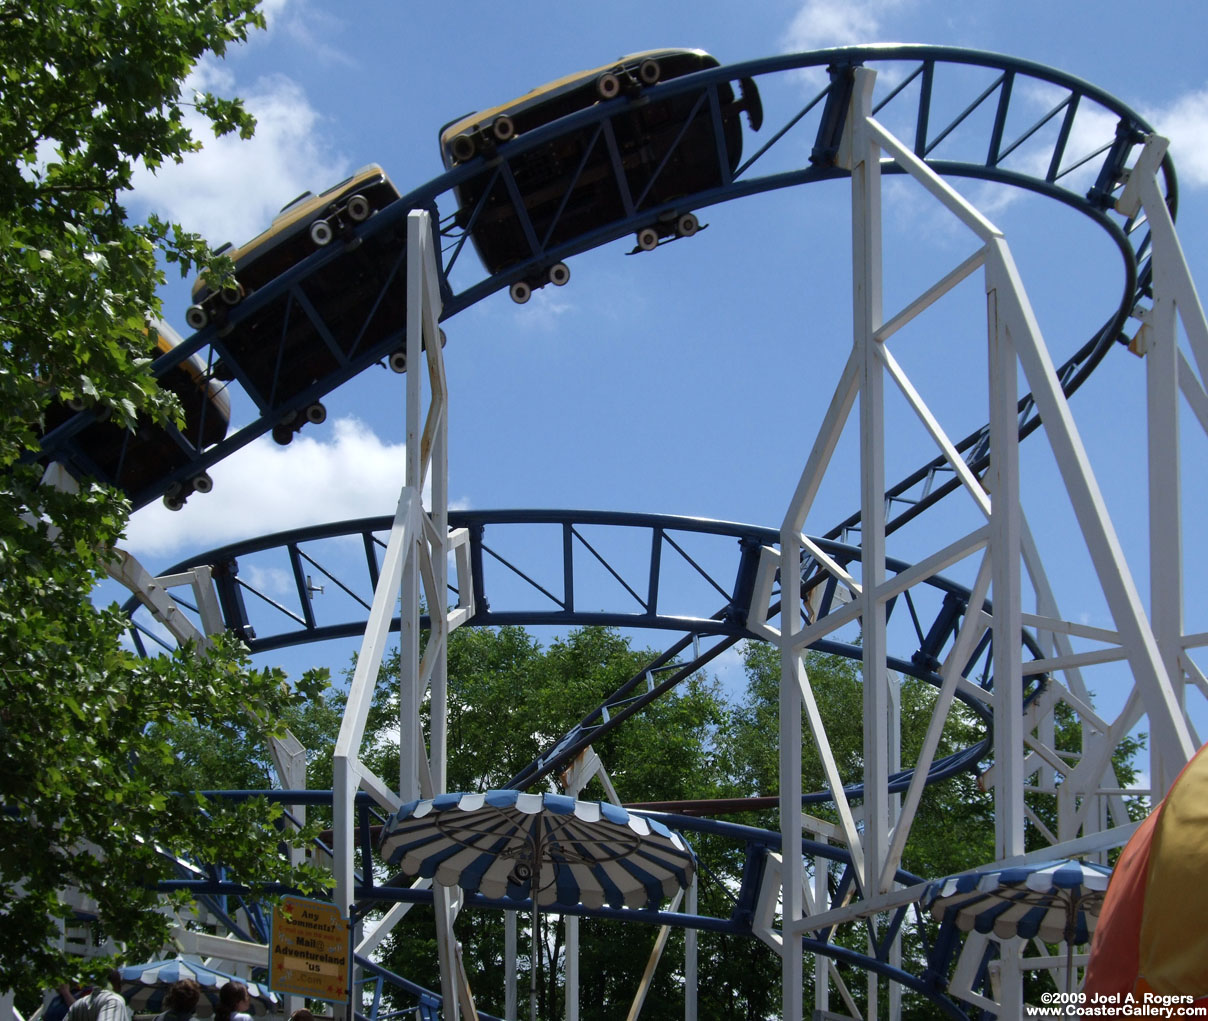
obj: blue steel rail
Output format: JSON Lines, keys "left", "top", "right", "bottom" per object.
{"left": 42, "top": 46, "right": 1170, "bottom": 531}
{"left": 126, "top": 508, "right": 1022, "bottom": 797}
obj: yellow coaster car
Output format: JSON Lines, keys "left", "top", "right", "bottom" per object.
{"left": 43, "top": 320, "right": 230, "bottom": 507}
{"left": 439, "top": 49, "right": 762, "bottom": 300}
{"left": 186, "top": 164, "right": 408, "bottom": 441}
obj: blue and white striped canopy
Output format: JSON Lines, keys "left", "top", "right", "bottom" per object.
{"left": 923, "top": 858, "right": 1113, "bottom": 943}
{"left": 379, "top": 790, "right": 696, "bottom": 910}
{"left": 119, "top": 959, "right": 280, "bottom": 1016}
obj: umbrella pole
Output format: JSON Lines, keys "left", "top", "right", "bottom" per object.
{"left": 1065, "top": 901, "right": 1076, "bottom": 995}
{"left": 530, "top": 903, "right": 538, "bottom": 1021}
{"left": 528, "top": 820, "right": 546, "bottom": 1021}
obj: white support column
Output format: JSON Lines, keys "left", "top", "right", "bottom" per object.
{"left": 331, "top": 209, "right": 465, "bottom": 1019}
{"left": 779, "top": 613, "right": 805, "bottom": 1021}
{"left": 684, "top": 875, "right": 698, "bottom": 1021}
{"left": 400, "top": 208, "right": 425, "bottom": 806}
{"left": 988, "top": 238, "right": 1196, "bottom": 771}
{"left": 986, "top": 258, "right": 1025, "bottom": 862}
{"left": 985, "top": 240, "right": 1027, "bottom": 1019}
{"left": 561, "top": 758, "right": 587, "bottom": 1021}
{"left": 505, "top": 910, "right": 518, "bottom": 1021}
{"left": 813, "top": 850, "right": 828, "bottom": 1018}
{"left": 846, "top": 67, "right": 891, "bottom": 901}
{"left": 1132, "top": 162, "right": 1186, "bottom": 796}
{"left": 887, "top": 669, "right": 902, "bottom": 1021}
{"left": 1112, "top": 132, "right": 1208, "bottom": 791}
{"left": 1145, "top": 289, "right": 1184, "bottom": 795}
{"left": 565, "top": 913, "right": 579, "bottom": 1021}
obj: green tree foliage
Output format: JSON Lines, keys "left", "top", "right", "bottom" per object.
{"left": 0, "top": 0, "right": 330, "bottom": 1002}
{"left": 98, "top": 623, "right": 1145, "bottom": 1020}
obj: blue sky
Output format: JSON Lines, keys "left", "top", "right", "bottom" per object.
{"left": 110, "top": 0, "right": 1208, "bottom": 740}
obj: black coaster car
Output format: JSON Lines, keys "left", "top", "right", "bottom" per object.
{"left": 186, "top": 165, "right": 411, "bottom": 441}
{"left": 439, "top": 49, "right": 762, "bottom": 286}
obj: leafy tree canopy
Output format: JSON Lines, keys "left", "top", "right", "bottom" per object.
{"left": 0, "top": 0, "right": 329, "bottom": 1002}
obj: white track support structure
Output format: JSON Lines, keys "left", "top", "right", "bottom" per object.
{"left": 771, "top": 71, "right": 1201, "bottom": 1019}
{"left": 332, "top": 210, "right": 474, "bottom": 1020}
{"left": 1117, "top": 134, "right": 1208, "bottom": 793}
{"left": 105, "top": 548, "right": 310, "bottom": 806}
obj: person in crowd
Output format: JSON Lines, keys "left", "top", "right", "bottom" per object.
{"left": 63, "top": 971, "right": 129, "bottom": 1021}
{"left": 153, "top": 980, "right": 200, "bottom": 1021}
{"left": 44, "top": 983, "right": 81, "bottom": 1021}
{"left": 214, "top": 982, "right": 253, "bottom": 1021}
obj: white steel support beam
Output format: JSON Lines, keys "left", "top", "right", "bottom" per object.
{"left": 685, "top": 875, "right": 698, "bottom": 1021}
{"left": 1120, "top": 136, "right": 1201, "bottom": 796}
{"left": 850, "top": 69, "right": 892, "bottom": 899}
{"left": 779, "top": 468, "right": 806, "bottom": 1021}
{"left": 986, "top": 257, "right": 1026, "bottom": 862}
{"left": 1144, "top": 287, "right": 1183, "bottom": 795}
{"left": 769, "top": 76, "right": 1208, "bottom": 1021}
{"left": 331, "top": 210, "right": 470, "bottom": 1020}
{"left": 988, "top": 238, "right": 1197, "bottom": 771}
{"left": 626, "top": 889, "right": 685, "bottom": 1021}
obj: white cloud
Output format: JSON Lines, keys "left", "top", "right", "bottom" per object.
{"left": 128, "top": 62, "right": 350, "bottom": 247}
{"left": 510, "top": 285, "right": 576, "bottom": 333}
{"left": 783, "top": 0, "right": 909, "bottom": 53}
{"left": 124, "top": 417, "right": 414, "bottom": 556}
{"left": 241, "top": 563, "right": 295, "bottom": 599}
{"left": 1146, "top": 87, "right": 1208, "bottom": 189}
{"left": 257, "top": 0, "right": 293, "bottom": 23}
{"left": 781, "top": 0, "right": 914, "bottom": 90}
{"left": 264, "top": 0, "right": 356, "bottom": 68}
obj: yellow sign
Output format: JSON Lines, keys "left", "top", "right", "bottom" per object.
{"left": 269, "top": 896, "right": 351, "bottom": 1003}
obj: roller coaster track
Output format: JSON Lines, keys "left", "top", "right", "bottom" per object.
{"left": 43, "top": 46, "right": 1169, "bottom": 524}
{"left": 128, "top": 506, "right": 1023, "bottom": 803}
{"left": 94, "top": 46, "right": 1178, "bottom": 1019}
{"left": 108, "top": 36, "right": 1159, "bottom": 897}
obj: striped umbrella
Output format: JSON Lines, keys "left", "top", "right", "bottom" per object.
{"left": 119, "top": 959, "right": 280, "bottom": 1017}
{"left": 378, "top": 790, "right": 696, "bottom": 911}
{"left": 381, "top": 791, "right": 695, "bottom": 1021}
{"left": 924, "top": 858, "right": 1113, "bottom": 992}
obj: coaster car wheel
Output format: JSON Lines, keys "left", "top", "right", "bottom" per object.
{"left": 639, "top": 59, "right": 661, "bottom": 85}
{"left": 451, "top": 133, "right": 477, "bottom": 163}
{"left": 346, "top": 194, "right": 371, "bottom": 222}
{"left": 492, "top": 115, "right": 515, "bottom": 142}
{"left": 310, "top": 219, "right": 334, "bottom": 246}
{"left": 509, "top": 281, "right": 532, "bottom": 304}
{"left": 163, "top": 483, "right": 185, "bottom": 511}
{"left": 548, "top": 262, "right": 570, "bottom": 287}
{"left": 637, "top": 227, "right": 660, "bottom": 251}
{"left": 676, "top": 213, "right": 699, "bottom": 238}
{"left": 596, "top": 72, "right": 621, "bottom": 100}
{"left": 185, "top": 304, "right": 209, "bottom": 331}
